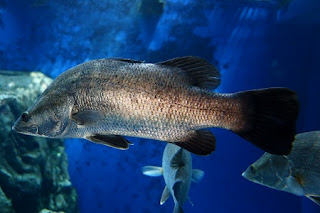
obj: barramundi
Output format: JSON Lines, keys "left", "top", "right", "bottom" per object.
{"left": 12, "top": 57, "right": 299, "bottom": 155}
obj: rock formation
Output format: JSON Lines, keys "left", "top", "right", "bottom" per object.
{"left": 0, "top": 71, "right": 78, "bottom": 213}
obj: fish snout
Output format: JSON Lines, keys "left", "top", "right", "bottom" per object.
{"left": 12, "top": 124, "right": 18, "bottom": 132}
{"left": 242, "top": 170, "right": 250, "bottom": 180}
{"left": 12, "top": 117, "right": 39, "bottom": 136}
{"left": 12, "top": 118, "right": 22, "bottom": 133}
{"left": 242, "top": 165, "right": 257, "bottom": 180}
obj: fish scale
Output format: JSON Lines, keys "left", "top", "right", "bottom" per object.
{"left": 69, "top": 62, "right": 243, "bottom": 139}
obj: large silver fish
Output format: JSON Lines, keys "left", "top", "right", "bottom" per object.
{"left": 242, "top": 131, "right": 320, "bottom": 205}
{"left": 142, "top": 143, "right": 204, "bottom": 213}
{"left": 12, "top": 56, "right": 299, "bottom": 155}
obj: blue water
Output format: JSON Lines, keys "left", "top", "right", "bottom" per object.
{"left": 1, "top": 0, "right": 320, "bottom": 212}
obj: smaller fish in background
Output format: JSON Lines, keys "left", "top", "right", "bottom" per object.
{"left": 242, "top": 131, "right": 320, "bottom": 205}
{"left": 142, "top": 143, "right": 204, "bottom": 213}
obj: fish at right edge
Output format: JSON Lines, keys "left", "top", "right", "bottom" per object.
{"left": 243, "top": 131, "right": 320, "bottom": 205}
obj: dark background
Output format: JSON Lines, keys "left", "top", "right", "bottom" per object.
{"left": 0, "top": 0, "right": 319, "bottom": 212}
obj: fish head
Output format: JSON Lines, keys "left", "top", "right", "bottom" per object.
{"left": 12, "top": 91, "right": 74, "bottom": 138}
{"left": 242, "top": 152, "right": 292, "bottom": 190}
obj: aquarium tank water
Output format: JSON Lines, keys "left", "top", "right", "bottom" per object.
{"left": 0, "top": 0, "right": 319, "bottom": 212}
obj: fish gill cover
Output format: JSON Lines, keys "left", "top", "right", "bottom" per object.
{"left": 0, "top": 0, "right": 320, "bottom": 213}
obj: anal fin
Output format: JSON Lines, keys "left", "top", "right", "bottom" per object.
{"left": 171, "top": 130, "right": 216, "bottom": 156}
{"left": 86, "top": 134, "right": 132, "bottom": 150}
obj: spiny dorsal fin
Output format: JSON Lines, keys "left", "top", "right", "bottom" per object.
{"left": 157, "top": 56, "right": 221, "bottom": 90}
{"left": 171, "top": 149, "right": 185, "bottom": 168}
{"left": 86, "top": 134, "right": 132, "bottom": 150}
{"left": 111, "top": 58, "right": 143, "bottom": 63}
{"left": 172, "top": 130, "right": 216, "bottom": 156}
{"left": 175, "top": 169, "right": 185, "bottom": 181}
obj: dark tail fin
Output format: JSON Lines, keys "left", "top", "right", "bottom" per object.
{"left": 234, "top": 88, "right": 299, "bottom": 155}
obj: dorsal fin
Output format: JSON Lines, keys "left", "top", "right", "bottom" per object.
{"left": 171, "top": 149, "right": 185, "bottom": 168}
{"left": 157, "top": 56, "right": 221, "bottom": 90}
{"left": 111, "top": 58, "right": 143, "bottom": 63}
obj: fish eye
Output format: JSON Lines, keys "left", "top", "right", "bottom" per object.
{"left": 21, "top": 112, "right": 29, "bottom": 122}
{"left": 250, "top": 165, "right": 256, "bottom": 174}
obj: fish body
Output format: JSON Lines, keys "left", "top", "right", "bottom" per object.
{"left": 142, "top": 143, "right": 204, "bottom": 213}
{"left": 242, "top": 131, "right": 320, "bottom": 205}
{"left": 162, "top": 143, "right": 192, "bottom": 213}
{"left": 12, "top": 57, "right": 299, "bottom": 155}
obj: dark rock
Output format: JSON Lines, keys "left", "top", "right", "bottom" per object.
{"left": 0, "top": 71, "right": 78, "bottom": 213}
{"left": 0, "top": 186, "right": 14, "bottom": 213}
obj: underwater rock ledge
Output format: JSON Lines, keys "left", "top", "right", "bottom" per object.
{"left": 0, "top": 71, "right": 78, "bottom": 213}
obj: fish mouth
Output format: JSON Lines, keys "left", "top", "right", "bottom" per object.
{"left": 12, "top": 123, "right": 39, "bottom": 136}
{"left": 242, "top": 169, "right": 255, "bottom": 181}
{"left": 242, "top": 170, "right": 264, "bottom": 186}
{"left": 12, "top": 123, "right": 22, "bottom": 132}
